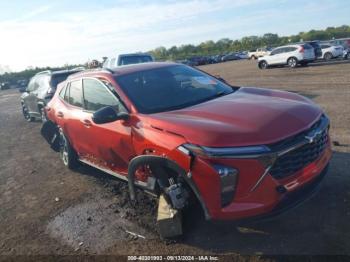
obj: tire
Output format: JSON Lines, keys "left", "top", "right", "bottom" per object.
{"left": 22, "top": 104, "right": 35, "bottom": 122}
{"left": 258, "top": 60, "right": 268, "bottom": 69}
{"left": 59, "top": 132, "right": 79, "bottom": 170}
{"left": 287, "top": 57, "right": 298, "bottom": 68}
{"left": 40, "top": 107, "right": 47, "bottom": 123}
{"left": 250, "top": 55, "right": 257, "bottom": 60}
{"left": 324, "top": 52, "right": 332, "bottom": 61}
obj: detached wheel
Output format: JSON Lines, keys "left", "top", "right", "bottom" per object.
{"left": 59, "top": 132, "right": 79, "bottom": 169}
{"left": 324, "top": 52, "right": 332, "bottom": 61}
{"left": 258, "top": 61, "right": 268, "bottom": 69}
{"left": 22, "top": 104, "right": 35, "bottom": 122}
{"left": 287, "top": 57, "right": 298, "bottom": 68}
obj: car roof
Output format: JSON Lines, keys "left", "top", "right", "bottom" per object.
{"left": 35, "top": 68, "right": 84, "bottom": 77}
{"left": 68, "top": 62, "right": 178, "bottom": 80}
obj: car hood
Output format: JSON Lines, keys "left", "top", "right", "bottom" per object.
{"left": 145, "top": 87, "right": 322, "bottom": 147}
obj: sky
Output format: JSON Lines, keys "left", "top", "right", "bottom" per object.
{"left": 0, "top": 0, "right": 349, "bottom": 72}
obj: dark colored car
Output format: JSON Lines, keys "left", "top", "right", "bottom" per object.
{"left": 0, "top": 82, "right": 10, "bottom": 90}
{"left": 221, "top": 53, "right": 240, "bottom": 62}
{"left": 305, "top": 41, "right": 322, "bottom": 59}
{"left": 44, "top": 62, "right": 331, "bottom": 236}
{"left": 20, "top": 69, "right": 83, "bottom": 122}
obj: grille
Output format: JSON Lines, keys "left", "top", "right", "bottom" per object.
{"left": 270, "top": 118, "right": 329, "bottom": 180}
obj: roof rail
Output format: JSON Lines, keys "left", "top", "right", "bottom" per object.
{"left": 71, "top": 66, "right": 85, "bottom": 71}
{"left": 35, "top": 70, "right": 51, "bottom": 75}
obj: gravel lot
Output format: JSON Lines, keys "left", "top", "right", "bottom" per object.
{"left": 0, "top": 60, "right": 349, "bottom": 257}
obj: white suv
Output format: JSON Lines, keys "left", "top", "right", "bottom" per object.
{"left": 320, "top": 44, "right": 344, "bottom": 61}
{"left": 258, "top": 44, "right": 315, "bottom": 69}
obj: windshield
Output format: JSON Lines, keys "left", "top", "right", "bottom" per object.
{"left": 119, "top": 55, "right": 153, "bottom": 66}
{"left": 115, "top": 65, "right": 234, "bottom": 114}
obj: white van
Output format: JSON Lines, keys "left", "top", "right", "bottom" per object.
{"left": 103, "top": 53, "right": 154, "bottom": 68}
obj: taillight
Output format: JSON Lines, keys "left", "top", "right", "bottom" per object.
{"left": 299, "top": 46, "right": 304, "bottom": 53}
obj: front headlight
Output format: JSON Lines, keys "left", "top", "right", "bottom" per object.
{"left": 178, "top": 143, "right": 270, "bottom": 158}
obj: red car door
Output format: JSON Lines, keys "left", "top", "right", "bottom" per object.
{"left": 56, "top": 79, "right": 92, "bottom": 158}
{"left": 79, "top": 78, "right": 135, "bottom": 175}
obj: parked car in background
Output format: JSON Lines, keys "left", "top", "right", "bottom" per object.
{"left": 0, "top": 82, "right": 10, "bottom": 90}
{"left": 320, "top": 44, "right": 344, "bottom": 61}
{"left": 305, "top": 41, "right": 322, "bottom": 59}
{"left": 236, "top": 51, "right": 249, "bottom": 59}
{"left": 248, "top": 48, "right": 271, "bottom": 59}
{"left": 326, "top": 38, "right": 350, "bottom": 50}
{"left": 103, "top": 53, "right": 154, "bottom": 68}
{"left": 20, "top": 68, "right": 83, "bottom": 122}
{"left": 221, "top": 53, "right": 240, "bottom": 62}
{"left": 258, "top": 44, "right": 315, "bottom": 69}
{"left": 212, "top": 54, "right": 224, "bottom": 63}
{"left": 43, "top": 62, "right": 331, "bottom": 238}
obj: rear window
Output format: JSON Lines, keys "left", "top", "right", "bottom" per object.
{"left": 119, "top": 55, "right": 153, "bottom": 66}
{"left": 302, "top": 44, "right": 313, "bottom": 49}
{"left": 51, "top": 72, "right": 76, "bottom": 89}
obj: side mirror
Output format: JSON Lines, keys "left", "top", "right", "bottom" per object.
{"left": 92, "top": 106, "right": 129, "bottom": 124}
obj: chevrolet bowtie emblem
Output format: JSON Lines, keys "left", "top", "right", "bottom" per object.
{"left": 305, "top": 130, "right": 323, "bottom": 144}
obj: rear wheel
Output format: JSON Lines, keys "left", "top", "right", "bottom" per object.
{"left": 59, "top": 132, "right": 79, "bottom": 170}
{"left": 22, "top": 104, "right": 35, "bottom": 122}
{"left": 258, "top": 60, "right": 268, "bottom": 69}
{"left": 287, "top": 57, "right": 298, "bottom": 68}
{"left": 250, "top": 55, "right": 257, "bottom": 60}
{"left": 324, "top": 52, "right": 333, "bottom": 61}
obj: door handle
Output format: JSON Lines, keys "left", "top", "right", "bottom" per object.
{"left": 57, "top": 111, "right": 64, "bottom": 118}
{"left": 82, "top": 119, "right": 92, "bottom": 127}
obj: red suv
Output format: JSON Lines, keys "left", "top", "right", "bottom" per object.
{"left": 44, "top": 62, "right": 331, "bottom": 224}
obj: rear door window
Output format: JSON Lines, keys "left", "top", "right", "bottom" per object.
{"left": 271, "top": 48, "right": 282, "bottom": 55}
{"left": 59, "top": 83, "right": 68, "bottom": 99}
{"left": 68, "top": 80, "right": 83, "bottom": 107}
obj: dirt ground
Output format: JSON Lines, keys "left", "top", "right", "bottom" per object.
{"left": 0, "top": 60, "right": 350, "bottom": 257}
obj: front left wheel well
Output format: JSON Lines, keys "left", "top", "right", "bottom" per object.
{"left": 127, "top": 155, "right": 210, "bottom": 220}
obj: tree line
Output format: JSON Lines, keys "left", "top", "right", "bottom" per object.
{"left": 1, "top": 25, "right": 349, "bottom": 83}
{"left": 149, "top": 25, "right": 350, "bottom": 60}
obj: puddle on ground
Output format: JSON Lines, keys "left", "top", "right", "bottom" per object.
{"left": 47, "top": 196, "right": 156, "bottom": 253}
